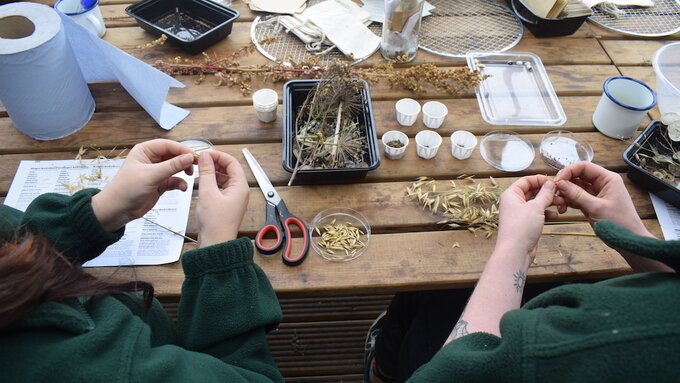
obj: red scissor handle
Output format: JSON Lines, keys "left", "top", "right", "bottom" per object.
{"left": 281, "top": 216, "right": 309, "bottom": 266}
{"left": 255, "top": 224, "right": 283, "bottom": 255}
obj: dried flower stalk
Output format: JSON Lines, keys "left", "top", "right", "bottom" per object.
{"left": 152, "top": 46, "right": 487, "bottom": 95}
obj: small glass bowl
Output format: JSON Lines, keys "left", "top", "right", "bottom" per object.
{"left": 539, "top": 130, "right": 593, "bottom": 169}
{"left": 310, "top": 207, "right": 371, "bottom": 262}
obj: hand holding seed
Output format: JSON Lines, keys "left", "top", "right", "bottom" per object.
{"left": 496, "top": 175, "right": 558, "bottom": 261}
{"left": 554, "top": 162, "right": 652, "bottom": 238}
{"left": 196, "top": 150, "right": 250, "bottom": 247}
{"left": 92, "top": 139, "right": 197, "bottom": 232}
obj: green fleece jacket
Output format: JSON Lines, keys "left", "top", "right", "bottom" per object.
{"left": 409, "top": 223, "right": 680, "bottom": 382}
{"left": 0, "top": 189, "right": 284, "bottom": 382}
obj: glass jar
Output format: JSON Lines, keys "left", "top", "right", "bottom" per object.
{"left": 380, "top": 0, "right": 425, "bottom": 63}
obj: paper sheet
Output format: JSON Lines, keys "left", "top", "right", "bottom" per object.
{"left": 650, "top": 193, "right": 680, "bottom": 240}
{"left": 302, "top": 0, "right": 380, "bottom": 59}
{"left": 581, "top": 0, "right": 654, "bottom": 7}
{"left": 4, "top": 159, "right": 194, "bottom": 267}
{"left": 248, "top": 0, "right": 306, "bottom": 14}
{"left": 60, "top": 13, "right": 190, "bottom": 130}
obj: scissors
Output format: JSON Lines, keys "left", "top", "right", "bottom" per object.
{"left": 242, "top": 148, "right": 309, "bottom": 266}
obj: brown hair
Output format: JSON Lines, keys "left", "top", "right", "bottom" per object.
{"left": 0, "top": 233, "right": 154, "bottom": 327}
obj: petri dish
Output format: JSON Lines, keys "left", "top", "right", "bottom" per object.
{"left": 540, "top": 130, "right": 593, "bottom": 169}
{"left": 467, "top": 52, "right": 567, "bottom": 126}
{"left": 310, "top": 207, "right": 370, "bottom": 262}
{"left": 479, "top": 131, "right": 535, "bottom": 172}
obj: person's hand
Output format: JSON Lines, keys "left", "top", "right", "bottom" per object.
{"left": 195, "top": 151, "right": 250, "bottom": 247}
{"left": 496, "top": 175, "right": 558, "bottom": 262}
{"left": 553, "top": 162, "right": 651, "bottom": 237}
{"left": 92, "top": 139, "right": 196, "bottom": 232}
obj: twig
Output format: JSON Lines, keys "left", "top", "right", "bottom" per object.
{"left": 141, "top": 216, "right": 198, "bottom": 244}
{"left": 542, "top": 231, "right": 597, "bottom": 237}
{"left": 331, "top": 102, "right": 343, "bottom": 158}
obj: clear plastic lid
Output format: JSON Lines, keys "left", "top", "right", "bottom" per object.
{"left": 467, "top": 52, "right": 567, "bottom": 126}
{"left": 539, "top": 130, "right": 593, "bottom": 169}
{"left": 479, "top": 131, "right": 535, "bottom": 172}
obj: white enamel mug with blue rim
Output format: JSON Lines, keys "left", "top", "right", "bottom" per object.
{"left": 55, "top": 0, "right": 106, "bottom": 38}
{"left": 592, "top": 76, "right": 656, "bottom": 139}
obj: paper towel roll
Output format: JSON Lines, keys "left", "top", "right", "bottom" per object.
{"left": 0, "top": 2, "right": 95, "bottom": 141}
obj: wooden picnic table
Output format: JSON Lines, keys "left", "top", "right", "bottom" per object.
{"left": 2, "top": 0, "right": 678, "bottom": 298}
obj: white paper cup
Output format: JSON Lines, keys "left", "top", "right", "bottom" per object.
{"left": 382, "top": 130, "right": 409, "bottom": 160}
{"left": 395, "top": 98, "right": 421, "bottom": 126}
{"left": 253, "top": 88, "right": 278, "bottom": 123}
{"left": 592, "top": 76, "right": 656, "bottom": 139}
{"left": 415, "top": 130, "right": 442, "bottom": 159}
{"left": 55, "top": 0, "right": 106, "bottom": 38}
{"left": 450, "top": 130, "right": 477, "bottom": 160}
{"left": 422, "top": 101, "right": 448, "bottom": 129}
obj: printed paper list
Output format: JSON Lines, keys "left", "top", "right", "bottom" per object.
{"left": 4, "top": 159, "right": 194, "bottom": 267}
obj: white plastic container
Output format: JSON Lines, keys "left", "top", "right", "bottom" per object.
{"left": 395, "top": 98, "right": 421, "bottom": 126}
{"left": 422, "top": 101, "right": 448, "bottom": 129}
{"left": 382, "top": 130, "right": 409, "bottom": 160}
{"left": 652, "top": 42, "right": 680, "bottom": 116}
{"left": 252, "top": 88, "right": 278, "bottom": 123}
{"left": 415, "top": 130, "right": 442, "bottom": 159}
{"left": 450, "top": 130, "right": 477, "bottom": 160}
{"left": 592, "top": 76, "right": 656, "bottom": 139}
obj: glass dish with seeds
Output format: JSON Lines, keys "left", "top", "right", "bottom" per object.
{"left": 310, "top": 207, "right": 371, "bottom": 262}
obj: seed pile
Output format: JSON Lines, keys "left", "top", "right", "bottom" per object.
{"left": 314, "top": 219, "right": 366, "bottom": 260}
{"left": 406, "top": 176, "right": 501, "bottom": 238}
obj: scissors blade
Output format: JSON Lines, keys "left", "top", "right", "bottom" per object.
{"left": 242, "top": 148, "right": 281, "bottom": 205}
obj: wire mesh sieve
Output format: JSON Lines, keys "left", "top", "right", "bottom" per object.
{"left": 418, "top": 0, "right": 524, "bottom": 58}
{"left": 589, "top": 0, "right": 680, "bottom": 37}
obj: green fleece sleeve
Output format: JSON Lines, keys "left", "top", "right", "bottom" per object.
{"left": 407, "top": 332, "right": 518, "bottom": 382}
{"left": 172, "top": 237, "right": 284, "bottom": 382}
{"left": 0, "top": 203, "right": 23, "bottom": 240}
{"left": 19, "top": 189, "right": 123, "bottom": 263}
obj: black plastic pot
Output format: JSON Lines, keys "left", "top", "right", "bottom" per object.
{"left": 126, "top": 0, "right": 239, "bottom": 54}
{"left": 624, "top": 120, "right": 680, "bottom": 208}
{"left": 511, "top": 0, "right": 591, "bottom": 38}
{"left": 282, "top": 79, "right": 380, "bottom": 184}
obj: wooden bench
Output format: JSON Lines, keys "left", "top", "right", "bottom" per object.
{"left": 160, "top": 294, "right": 393, "bottom": 382}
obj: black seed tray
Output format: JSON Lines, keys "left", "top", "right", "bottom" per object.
{"left": 282, "top": 79, "right": 380, "bottom": 184}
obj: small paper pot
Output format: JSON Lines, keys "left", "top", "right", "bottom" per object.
{"left": 450, "top": 130, "right": 477, "bottom": 160}
{"left": 415, "top": 130, "right": 442, "bottom": 159}
{"left": 395, "top": 98, "right": 421, "bottom": 126}
{"left": 422, "top": 101, "right": 448, "bottom": 129}
{"left": 253, "top": 88, "right": 278, "bottom": 123}
{"left": 382, "top": 130, "right": 409, "bottom": 160}
{"left": 592, "top": 76, "right": 656, "bottom": 139}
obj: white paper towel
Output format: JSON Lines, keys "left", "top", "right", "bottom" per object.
{"left": 0, "top": 2, "right": 190, "bottom": 140}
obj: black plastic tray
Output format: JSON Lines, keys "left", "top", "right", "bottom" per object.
{"left": 511, "top": 0, "right": 591, "bottom": 38}
{"left": 282, "top": 79, "right": 380, "bottom": 184}
{"left": 623, "top": 120, "right": 680, "bottom": 208}
{"left": 125, "top": 0, "right": 239, "bottom": 54}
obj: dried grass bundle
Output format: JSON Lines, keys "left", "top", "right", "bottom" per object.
{"left": 406, "top": 176, "right": 501, "bottom": 238}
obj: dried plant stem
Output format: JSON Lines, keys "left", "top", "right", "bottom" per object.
{"left": 331, "top": 102, "right": 343, "bottom": 158}
{"left": 141, "top": 216, "right": 198, "bottom": 244}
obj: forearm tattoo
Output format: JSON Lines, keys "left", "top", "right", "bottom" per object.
{"left": 450, "top": 319, "right": 469, "bottom": 340}
{"left": 513, "top": 270, "right": 526, "bottom": 293}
